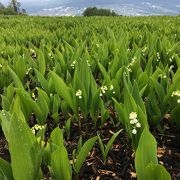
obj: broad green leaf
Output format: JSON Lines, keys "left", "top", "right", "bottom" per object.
{"left": 8, "top": 66, "right": 24, "bottom": 90}
{"left": 38, "top": 50, "right": 46, "bottom": 76}
{"left": 1, "top": 96, "right": 10, "bottom": 111}
{"left": 135, "top": 127, "right": 158, "bottom": 180}
{"left": 51, "top": 72, "right": 75, "bottom": 112}
{"left": 74, "top": 136, "right": 97, "bottom": 173}
{"left": 36, "top": 88, "right": 49, "bottom": 124}
{"left": 0, "top": 110, "right": 11, "bottom": 142}
{"left": 132, "top": 81, "right": 146, "bottom": 115}
{"left": 0, "top": 157, "right": 13, "bottom": 180}
{"left": 34, "top": 69, "right": 48, "bottom": 92}
{"left": 144, "top": 163, "right": 171, "bottom": 180}
{"left": 16, "top": 89, "right": 41, "bottom": 122}
{"left": 14, "top": 56, "right": 26, "bottom": 82}
{"left": 97, "top": 62, "right": 111, "bottom": 85}
{"left": 9, "top": 113, "right": 41, "bottom": 180}
{"left": 51, "top": 146, "right": 71, "bottom": 180}
{"left": 50, "top": 127, "right": 64, "bottom": 147}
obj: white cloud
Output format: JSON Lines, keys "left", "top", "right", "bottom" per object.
{"left": 33, "top": 6, "right": 83, "bottom": 16}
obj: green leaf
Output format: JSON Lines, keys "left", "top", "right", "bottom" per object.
{"left": 51, "top": 145, "right": 71, "bottom": 180}
{"left": 0, "top": 157, "right": 13, "bottom": 180}
{"left": 104, "top": 130, "right": 122, "bottom": 161}
{"left": 42, "top": 142, "right": 51, "bottom": 166}
{"left": 34, "top": 69, "right": 48, "bottom": 92}
{"left": 97, "top": 62, "right": 111, "bottom": 85}
{"left": 150, "top": 78, "right": 165, "bottom": 107}
{"left": 16, "top": 89, "right": 41, "bottom": 122}
{"left": 144, "top": 163, "right": 171, "bottom": 180}
{"left": 50, "top": 127, "right": 64, "bottom": 147}
{"left": 90, "top": 90, "right": 101, "bottom": 125}
{"left": 38, "top": 50, "right": 46, "bottom": 76}
{"left": 1, "top": 95, "right": 10, "bottom": 111}
{"left": 74, "top": 136, "right": 97, "bottom": 173}
{"left": 65, "top": 118, "right": 71, "bottom": 139}
{"left": 14, "top": 56, "right": 26, "bottom": 82}
{"left": 0, "top": 110, "right": 11, "bottom": 142}
{"left": 97, "top": 133, "right": 105, "bottom": 161}
{"left": 9, "top": 113, "right": 42, "bottom": 180}
{"left": 124, "top": 85, "right": 137, "bottom": 114}
{"left": 51, "top": 72, "right": 75, "bottom": 112}
{"left": 171, "top": 104, "right": 180, "bottom": 127}
{"left": 132, "top": 81, "right": 146, "bottom": 115}
{"left": 8, "top": 66, "right": 24, "bottom": 90}
{"left": 50, "top": 127, "right": 71, "bottom": 180}
{"left": 135, "top": 127, "right": 158, "bottom": 180}
{"left": 98, "top": 129, "right": 122, "bottom": 163}
{"left": 36, "top": 88, "right": 49, "bottom": 124}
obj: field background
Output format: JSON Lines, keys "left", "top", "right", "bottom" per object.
{"left": 0, "top": 16, "right": 180, "bottom": 179}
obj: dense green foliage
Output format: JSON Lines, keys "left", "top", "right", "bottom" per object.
{"left": 0, "top": 16, "right": 179, "bottom": 179}
{"left": 83, "top": 7, "right": 118, "bottom": 16}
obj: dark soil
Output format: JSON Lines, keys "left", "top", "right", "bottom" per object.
{"left": 0, "top": 117, "right": 180, "bottom": 180}
{"left": 153, "top": 124, "right": 180, "bottom": 180}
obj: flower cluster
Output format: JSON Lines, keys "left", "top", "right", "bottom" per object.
{"left": 129, "top": 112, "right": 141, "bottom": 135}
{"left": 169, "top": 65, "right": 174, "bottom": 72}
{"left": 127, "top": 56, "right": 137, "bottom": 72}
{"left": 156, "top": 52, "right": 160, "bottom": 62}
{"left": 142, "top": 46, "right": 147, "bottom": 56}
{"left": 100, "top": 85, "right": 108, "bottom": 96}
{"left": 159, "top": 74, "right": 167, "bottom": 79}
{"left": 110, "top": 85, "right": 116, "bottom": 94}
{"left": 31, "top": 93, "right": 37, "bottom": 101}
{"left": 171, "top": 90, "right": 180, "bottom": 104}
{"left": 100, "top": 85, "right": 115, "bottom": 97}
{"left": 75, "top": 89, "right": 82, "bottom": 99}
{"left": 70, "top": 61, "right": 76, "bottom": 69}
{"left": 31, "top": 124, "right": 45, "bottom": 134}
{"left": 30, "top": 48, "right": 36, "bottom": 58}
{"left": 169, "top": 55, "right": 175, "bottom": 62}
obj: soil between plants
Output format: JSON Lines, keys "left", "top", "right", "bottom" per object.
{"left": 0, "top": 118, "right": 179, "bottom": 180}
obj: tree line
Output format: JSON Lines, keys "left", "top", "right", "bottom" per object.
{"left": 0, "top": 0, "right": 26, "bottom": 15}
{"left": 83, "top": 7, "right": 119, "bottom": 16}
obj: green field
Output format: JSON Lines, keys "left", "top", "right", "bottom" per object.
{"left": 0, "top": 16, "right": 180, "bottom": 179}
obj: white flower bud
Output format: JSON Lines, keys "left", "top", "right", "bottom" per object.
{"left": 136, "top": 122, "right": 141, "bottom": 128}
{"left": 129, "top": 112, "right": 137, "bottom": 120}
{"left": 132, "top": 129, "right": 137, "bottom": 135}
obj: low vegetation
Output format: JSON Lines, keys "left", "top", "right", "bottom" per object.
{"left": 83, "top": 7, "right": 118, "bottom": 16}
{"left": 0, "top": 15, "right": 179, "bottom": 179}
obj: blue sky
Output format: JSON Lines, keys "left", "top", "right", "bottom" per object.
{"left": 1, "top": 0, "right": 180, "bottom": 16}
